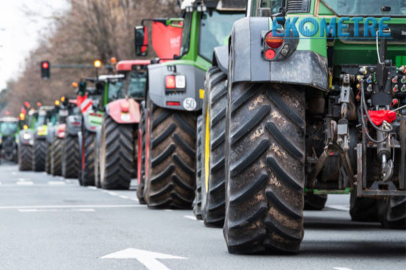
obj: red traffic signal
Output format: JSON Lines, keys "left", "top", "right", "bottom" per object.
{"left": 41, "top": 61, "right": 50, "bottom": 79}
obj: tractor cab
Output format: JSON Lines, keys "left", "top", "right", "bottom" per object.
{"left": 116, "top": 60, "right": 150, "bottom": 101}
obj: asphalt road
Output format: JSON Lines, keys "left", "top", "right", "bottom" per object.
{"left": 0, "top": 162, "right": 405, "bottom": 270}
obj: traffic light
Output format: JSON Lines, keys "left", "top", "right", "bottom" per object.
{"left": 41, "top": 61, "right": 51, "bottom": 79}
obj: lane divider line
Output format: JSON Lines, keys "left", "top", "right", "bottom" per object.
{"left": 48, "top": 181, "right": 66, "bottom": 185}
{"left": 17, "top": 182, "right": 34, "bottom": 185}
{"left": 18, "top": 209, "right": 96, "bottom": 212}
{"left": 0, "top": 205, "right": 142, "bottom": 210}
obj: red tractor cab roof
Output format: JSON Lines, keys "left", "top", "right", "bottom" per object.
{"left": 116, "top": 60, "right": 151, "bottom": 72}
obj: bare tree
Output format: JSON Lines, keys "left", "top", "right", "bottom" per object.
{"left": 1, "top": 0, "right": 179, "bottom": 116}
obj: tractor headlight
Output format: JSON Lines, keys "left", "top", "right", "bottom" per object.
{"left": 23, "top": 133, "right": 32, "bottom": 140}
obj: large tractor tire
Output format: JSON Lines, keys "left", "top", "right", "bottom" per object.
{"left": 32, "top": 139, "right": 46, "bottom": 172}
{"left": 224, "top": 83, "right": 306, "bottom": 254}
{"left": 45, "top": 142, "right": 52, "bottom": 174}
{"left": 81, "top": 130, "right": 96, "bottom": 186}
{"left": 193, "top": 115, "right": 203, "bottom": 220}
{"left": 304, "top": 194, "right": 327, "bottom": 210}
{"left": 144, "top": 97, "right": 197, "bottom": 209}
{"left": 350, "top": 189, "right": 379, "bottom": 222}
{"left": 62, "top": 135, "right": 79, "bottom": 179}
{"left": 201, "top": 67, "right": 227, "bottom": 226}
{"left": 100, "top": 114, "right": 135, "bottom": 190}
{"left": 377, "top": 197, "right": 406, "bottom": 229}
{"left": 18, "top": 144, "right": 33, "bottom": 171}
{"left": 51, "top": 138, "right": 63, "bottom": 176}
{"left": 137, "top": 102, "right": 147, "bottom": 204}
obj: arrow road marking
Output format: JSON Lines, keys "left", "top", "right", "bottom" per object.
{"left": 101, "top": 248, "right": 187, "bottom": 270}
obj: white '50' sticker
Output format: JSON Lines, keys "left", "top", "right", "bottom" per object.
{"left": 183, "top": 98, "right": 196, "bottom": 111}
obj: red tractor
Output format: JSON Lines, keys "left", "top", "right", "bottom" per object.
{"left": 95, "top": 60, "right": 150, "bottom": 190}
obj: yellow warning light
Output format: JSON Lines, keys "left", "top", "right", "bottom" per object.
{"left": 61, "top": 96, "right": 66, "bottom": 102}
{"left": 55, "top": 100, "right": 60, "bottom": 106}
{"left": 110, "top": 57, "right": 117, "bottom": 65}
{"left": 72, "top": 82, "right": 78, "bottom": 88}
{"left": 20, "top": 113, "right": 25, "bottom": 121}
{"left": 94, "top": 60, "right": 102, "bottom": 68}
{"left": 23, "top": 125, "right": 28, "bottom": 130}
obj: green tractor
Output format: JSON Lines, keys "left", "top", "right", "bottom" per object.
{"left": 18, "top": 107, "right": 54, "bottom": 171}
{"left": 0, "top": 117, "right": 20, "bottom": 163}
{"left": 61, "top": 96, "right": 82, "bottom": 179}
{"left": 18, "top": 110, "right": 37, "bottom": 171}
{"left": 202, "top": 0, "right": 406, "bottom": 254}
{"left": 45, "top": 100, "right": 64, "bottom": 174}
{"left": 48, "top": 97, "right": 77, "bottom": 176}
{"left": 77, "top": 79, "right": 104, "bottom": 186}
{"left": 135, "top": 0, "right": 245, "bottom": 208}
{"left": 32, "top": 106, "right": 55, "bottom": 172}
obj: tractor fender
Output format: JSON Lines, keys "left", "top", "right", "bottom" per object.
{"left": 105, "top": 99, "right": 141, "bottom": 124}
{"left": 18, "top": 129, "right": 35, "bottom": 146}
{"left": 212, "top": 46, "right": 229, "bottom": 75}
{"left": 148, "top": 63, "right": 205, "bottom": 111}
{"left": 66, "top": 116, "right": 82, "bottom": 136}
{"left": 82, "top": 112, "right": 100, "bottom": 133}
{"left": 230, "top": 17, "right": 328, "bottom": 91}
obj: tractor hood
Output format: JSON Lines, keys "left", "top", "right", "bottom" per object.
{"left": 105, "top": 99, "right": 141, "bottom": 124}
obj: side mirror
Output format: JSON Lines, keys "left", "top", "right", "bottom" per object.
{"left": 135, "top": 26, "right": 148, "bottom": 57}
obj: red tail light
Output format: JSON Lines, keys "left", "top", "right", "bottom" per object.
{"left": 265, "top": 49, "right": 276, "bottom": 60}
{"left": 265, "top": 31, "right": 283, "bottom": 48}
{"left": 121, "top": 102, "right": 130, "bottom": 113}
{"left": 166, "top": 101, "right": 180, "bottom": 106}
{"left": 166, "top": 76, "right": 176, "bottom": 89}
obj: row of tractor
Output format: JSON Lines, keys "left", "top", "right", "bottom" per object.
{"left": 10, "top": 0, "right": 406, "bottom": 255}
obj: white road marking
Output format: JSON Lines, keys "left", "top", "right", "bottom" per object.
{"left": 334, "top": 267, "right": 353, "bottom": 270}
{"left": 184, "top": 215, "right": 202, "bottom": 222}
{"left": 11, "top": 172, "right": 17, "bottom": 176}
{"left": 164, "top": 210, "right": 173, "bottom": 212}
{"left": 17, "top": 178, "right": 27, "bottom": 182}
{"left": 48, "top": 181, "right": 66, "bottom": 185}
{"left": 17, "top": 182, "right": 34, "bottom": 185}
{"left": 0, "top": 204, "right": 142, "bottom": 210}
{"left": 327, "top": 205, "right": 350, "bottom": 211}
{"left": 18, "top": 209, "right": 95, "bottom": 212}
{"left": 119, "top": 196, "right": 129, "bottom": 199}
{"left": 87, "top": 186, "right": 97, "bottom": 190}
{"left": 107, "top": 192, "right": 118, "bottom": 196}
{"left": 130, "top": 198, "right": 139, "bottom": 202}
{"left": 101, "top": 248, "right": 187, "bottom": 270}
{"left": 65, "top": 180, "right": 78, "bottom": 184}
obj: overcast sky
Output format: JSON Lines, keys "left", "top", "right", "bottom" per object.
{"left": 0, "top": 0, "right": 70, "bottom": 90}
